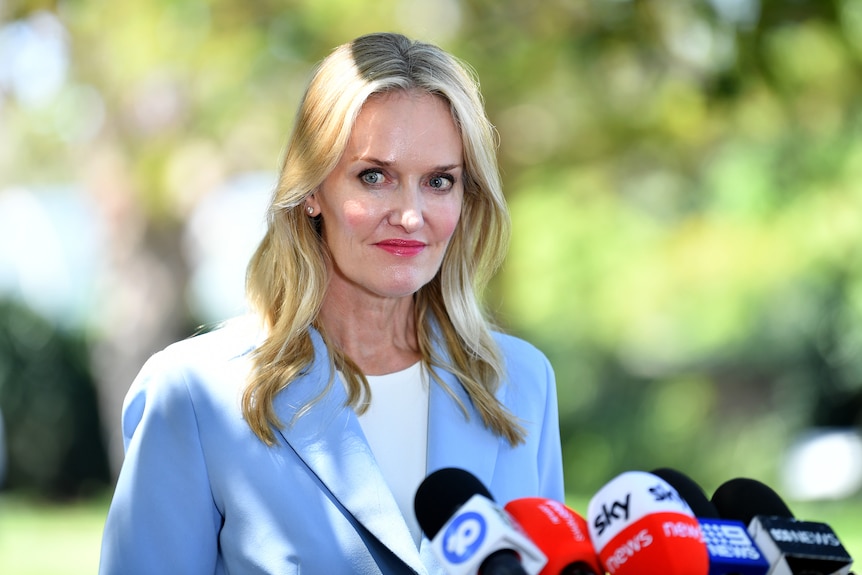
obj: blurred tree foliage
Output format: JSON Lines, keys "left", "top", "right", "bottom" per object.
{"left": 2, "top": 0, "right": 861, "bottom": 496}
{"left": 0, "top": 299, "right": 109, "bottom": 497}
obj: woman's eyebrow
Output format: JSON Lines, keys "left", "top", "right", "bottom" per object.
{"left": 353, "top": 156, "right": 462, "bottom": 172}
{"left": 353, "top": 156, "right": 395, "bottom": 166}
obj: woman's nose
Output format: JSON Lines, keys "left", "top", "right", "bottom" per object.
{"left": 388, "top": 185, "right": 424, "bottom": 232}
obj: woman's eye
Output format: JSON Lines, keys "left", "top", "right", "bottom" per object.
{"left": 359, "top": 170, "right": 385, "bottom": 185}
{"left": 428, "top": 175, "right": 454, "bottom": 191}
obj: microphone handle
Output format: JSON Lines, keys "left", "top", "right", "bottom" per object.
{"left": 480, "top": 550, "right": 529, "bottom": 575}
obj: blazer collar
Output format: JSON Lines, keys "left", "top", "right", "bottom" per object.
{"left": 271, "top": 328, "right": 501, "bottom": 574}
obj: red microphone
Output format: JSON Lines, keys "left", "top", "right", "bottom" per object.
{"left": 504, "top": 498, "right": 602, "bottom": 575}
{"left": 587, "top": 470, "right": 709, "bottom": 575}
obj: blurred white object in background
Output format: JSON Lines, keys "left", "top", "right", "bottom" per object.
{"left": 0, "top": 185, "right": 103, "bottom": 328}
{"left": 781, "top": 427, "right": 862, "bottom": 501}
{"left": 0, "top": 10, "right": 69, "bottom": 107}
{"left": 183, "top": 171, "right": 274, "bottom": 323}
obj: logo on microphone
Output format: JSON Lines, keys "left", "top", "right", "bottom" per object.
{"left": 442, "top": 511, "right": 487, "bottom": 564}
{"left": 769, "top": 527, "right": 842, "bottom": 547}
{"left": 648, "top": 483, "right": 688, "bottom": 508}
{"left": 700, "top": 522, "right": 764, "bottom": 560}
{"left": 593, "top": 493, "right": 632, "bottom": 536}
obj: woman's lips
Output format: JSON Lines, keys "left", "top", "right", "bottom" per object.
{"left": 375, "top": 239, "right": 427, "bottom": 257}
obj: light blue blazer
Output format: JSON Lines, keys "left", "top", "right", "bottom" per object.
{"left": 99, "top": 317, "right": 564, "bottom": 574}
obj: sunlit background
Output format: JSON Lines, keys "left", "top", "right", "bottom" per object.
{"left": 1, "top": 0, "right": 861, "bottom": 572}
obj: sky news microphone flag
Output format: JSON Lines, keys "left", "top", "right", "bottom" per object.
{"left": 587, "top": 470, "right": 709, "bottom": 575}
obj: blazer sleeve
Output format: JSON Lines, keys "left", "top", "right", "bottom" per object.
{"left": 99, "top": 351, "right": 223, "bottom": 575}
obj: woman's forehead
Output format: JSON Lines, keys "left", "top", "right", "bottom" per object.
{"left": 344, "top": 91, "right": 463, "bottom": 167}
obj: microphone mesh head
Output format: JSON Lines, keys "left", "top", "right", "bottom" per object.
{"left": 650, "top": 468, "right": 720, "bottom": 518}
{"left": 710, "top": 477, "right": 795, "bottom": 524}
{"left": 413, "top": 467, "right": 493, "bottom": 538}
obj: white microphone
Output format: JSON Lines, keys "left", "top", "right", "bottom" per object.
{"left": 413, "top": 467, "right": 547, "bottom": 575}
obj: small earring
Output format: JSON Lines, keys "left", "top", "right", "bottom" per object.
{"left": 306, "top": 205, "right": 314, "bottom": 215}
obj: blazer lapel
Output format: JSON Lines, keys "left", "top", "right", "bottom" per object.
{"left": 268, "top": 328, "right": 500, "bottom": 574}
{"left": 425, "top": 365, "right": 501, "bottom": 489}
{"left": 271, "top": 330, "right": 427, "bottom": 574}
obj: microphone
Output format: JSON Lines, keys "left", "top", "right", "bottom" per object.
{"left": 711, "top": 477, "right": 854, "bottom": 575}
{"left": 651, "top": 467, "right": 770, "bottom": 575}
{"left": 504, "top": 497, "right": 602, "bottom": 575}
{"left": 586, "top": 470, "right": 709, "bottom": 575}
{"left": 413, "top": 467, "right": 547, "bottom": 575}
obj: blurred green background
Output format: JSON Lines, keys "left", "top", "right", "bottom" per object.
{"left": 1, "top": 0, "right": 861, "bottom": 571}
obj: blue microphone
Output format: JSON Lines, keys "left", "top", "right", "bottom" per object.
{"left": 651, "top": 468, "right": 770, "bottom": 575}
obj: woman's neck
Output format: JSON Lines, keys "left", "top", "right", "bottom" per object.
{"left": 318, "top": 290, "right": 421, "bottom": 375}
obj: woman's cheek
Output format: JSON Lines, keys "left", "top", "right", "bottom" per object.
{"left": 341, "top": 200, "right": 377, "bottom": 229}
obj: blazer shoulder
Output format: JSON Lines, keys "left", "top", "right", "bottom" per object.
{"left": 135, "top": 316, "right": 261, "bottom": 388}
{"left": 161, "top": 315, "right": 262, "bottom": 363}
{"left": 121, "top": 317, "right": 261, "bottom": 440}
{"left": 492, "top": 330, "right": 547, "bottom": 356}
{"left": 491, "top": 331, "right": 553, "bottom": 377}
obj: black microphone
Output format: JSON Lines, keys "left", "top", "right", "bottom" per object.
{"left": 414, "top": 467, "right": 547, "bottom": 575}
{"left": 651, "top": 468, "right": 769, "bottom": 575}
{"left": 711, "top": 477, "right": 854, "bottom": 575}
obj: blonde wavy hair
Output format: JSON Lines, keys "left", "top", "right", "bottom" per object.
{"left": 243, "top": 32, "right": 525, "bottom": 446}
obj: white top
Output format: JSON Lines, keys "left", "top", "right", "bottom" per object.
{"left": 344, "top": 362, "right": 430, "bottom": 546}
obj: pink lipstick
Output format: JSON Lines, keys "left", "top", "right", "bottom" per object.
{"left": 375, "top": 239, "right": 426, "bottom": 257}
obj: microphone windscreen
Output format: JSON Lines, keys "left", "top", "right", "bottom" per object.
{"left": 505, "top": 497, "right": 602, "bottom": 575}
{"left": 650, "top": 468, "right": 720, "bottom": 518}
{"left": 414, "top": 467, "right": 494, "bottom": 539}
{"left": 587, "top": 470, "right": 709, "bottom": 575}
{"left": 710, "top": 478, "right": 795, "bottom": 524}
{"left": 653, "top": 470, "right": 771, "bottom": 574}
{"left": 711, "top": 478, "right": 853, "bottom": 574}
{"left": 414, "top": 469, "right": 549, "bottom": 574}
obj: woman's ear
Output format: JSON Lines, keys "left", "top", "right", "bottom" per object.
{"left": 305, "top": 192, "right": 321, "bottom": 217}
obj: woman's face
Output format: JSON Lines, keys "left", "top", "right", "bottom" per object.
{"left": 310, "top": 90, "right": 464, "bottom": 302}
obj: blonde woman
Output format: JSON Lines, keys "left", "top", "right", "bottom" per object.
{"left": 100, "top": 32, "right": 563, "bottom": 575}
